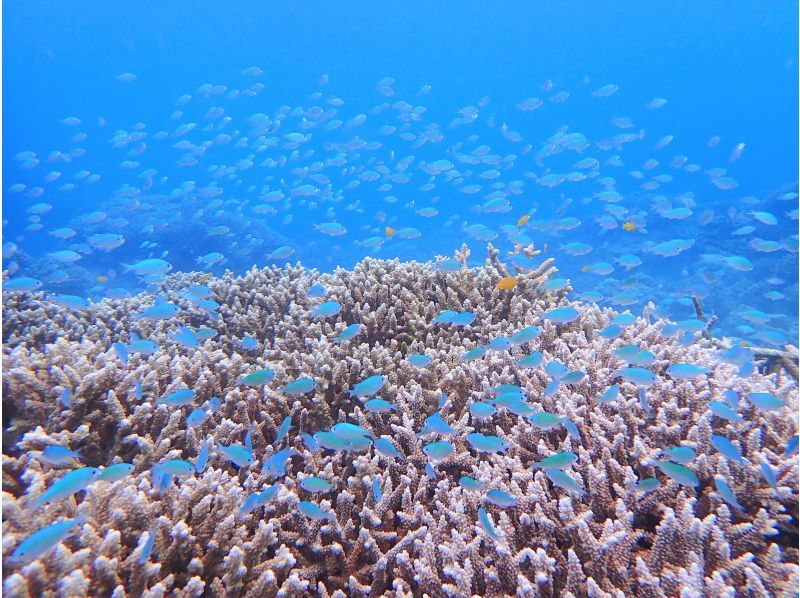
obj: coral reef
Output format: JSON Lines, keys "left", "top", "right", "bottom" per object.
{"left": 3, "top": 246, "right": 798, "bottom": 597}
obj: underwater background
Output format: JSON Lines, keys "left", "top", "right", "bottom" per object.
{"left": 2, "top": 1, "right": 799, "bottom": 596}
{"left": 3, "top": 0, "right": 798, "bottom": 344}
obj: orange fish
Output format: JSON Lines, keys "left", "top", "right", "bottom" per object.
{"left": 385, "top": 226, "right": 395, "bottom": 237}
{"left": 516, "top": 214, "right": 531, "bottom": 227}
{"left": 623, "top": 221, "right": 638, "bottom": 231}
{"left": 497, "top": 276, "right": 518, "bottom": 290}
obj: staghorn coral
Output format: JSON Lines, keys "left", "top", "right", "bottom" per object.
{"left": 2, "top": 247, "right": 798, "bottom": 597}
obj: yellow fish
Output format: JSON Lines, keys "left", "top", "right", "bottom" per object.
{"left": 385, "top": 226, "right": 395, "bottom": 237}
{"left": 497, "top": 276, "right": 518, "bottom": 290}
{"left": 623, "top": 221, "right": 638, "bottom": 231}
{"left": 516, "top": 214, "right": 530, "bottom": 227}
{"left": 198, "top": 273, "right": 212, "bottom": 283}
{"left": 96, "top": 275, "right": 108, "bottom": 283}
{"left": 581, "top": 265, "right": 591, "bottom": 272}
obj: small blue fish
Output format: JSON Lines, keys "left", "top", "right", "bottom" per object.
{"left": 300, "top": 476, "right": 334, "bottom": 493}
{"left": 262, "top": 448, "right": 297, "bottom": 478}
{"left": 274, "top": 416, "right": 292, "bottom": 446}
{"left": 346, "top": 435, "right": 373, "bottom": 452}
{"left": 614, "top": 367, "right": 657, "bottom": 386}
{"left": 528, "top": 412, "right": 563, "bottom": 430}
{"left": 298, "top": 500, "right": 333, "bottom": 521}
{"left": 432, "top": 310, "right": 458, "bottom": 324}
{"left": 707, "top": 401, "right": 744, "bottom": 424}
{"left": 302, "top": 433, "right": 318, "bottom": 451}
{"left": 136, "top": 302, "right": 181, "bottom": 320}
{"left": 218, "top": 443, "right": 255, "bottom": 468}
{"left": 282, "top": 377, "right": 317, "bottom": 395}
{"left": 485, "top": 488, "right": 517, "bottom": 508}
{"left": 460, "top": 347, "right": 486, "bottom": 361}
{"left": 98, "top": 463, "right": 135, "bottom": 483}
{"left": 667, "top": 363, "right": 709, "bottom": 380}
{"left": 599, "top": 384, "right": 620, "bottom": 404}
{"left": 786, "top": 435, "right": 799, "bottom": 457}
{"left": 306, "top": 283, "right": 327, "bottom": 298}
{"left": 423, "top": 441, "right": 455, "bottom": 460}
{"left": 459, "top": 476, "right": 484, "bottom": 491}
{"left": 408, "top": 353, "right": 432, "bottom": 367}
{"left": 425, "top": 463, "right": 438, "bottom": 480}
{"left": 710, "top": 435, "right": 748, "bottom": 464}
{"left": 196, "top": 441, "right": 209, "bottom": 473}
{"left": 749, "top": 392, "right": 784, "bottom": 411}
{"left": 133, "top": 380, "right": 142, "bottom": 401}
{"left": 127, "top": 335, "right": 159, "bottom": 355}
{"left": 662, "top": 446, "right": 696, "bottom": 465}
{"left": 543, "top": 306, "right": 579, "bottom": 324}
{"left": 545, "top": 361, "right": 569, "bottom": 379}
{"left": 372, "top": 476, "right": 383, "bottom": 500}
{"left": 634, "top": 477, "right": 661, "bottom": 495}
{"left": 169, "top": 326, "right": 199, "bottom": 348}
{"left": 208, "top": 396, "right": 222, "bottom": 412}
{"left": 517, "top": 351, "right": 543, "bottom": 368}
{"left": 510, "top": 325, "right": 542, "bottom": 345}
{"left": 597, "top": 324, "right": 622, "bottom": 339}
{"left": 239, "top": 484, "right": 280, "bottom": 517}
{"left": 760, "top": 461, "right": 780, "bottom": 495}
{"left": 4, "top": 277, "right": 43, "bottom": 293}
{"left": 331, "top": 422, "right": 373, "bottom": 439}
{"left": 186, "top": 408, "right": 206, "bottom": 428}
{"left": 364, "top": 398, "right": 397, "bottom": 412}
{"left": 195, "top": 327, "right": 218, "bottom": 340}
{"left": 30, "top": 467, "right": 101, "bottom": 511}
{"left": 451, "top": 311, "right": 476, "bottom": 327}
{"left": 374, "top": 437, "right": 404, "bottom": 460}
{"left": 466, "top": 433, "right": 509, "bottom": 454}
{"left": 334, "top": 323, "right": 361, "bottom": 343}
{"left": 10, "top": 516, "right": 84, "bottom": 563}
{"left": 654, "top": 460, "right": 699, "bottom": 487}
{"left": 470, "top": 402, "right": 497, "bottom": 420}
{"left": 158, "top": 388, "right": 196, "bottom": 408}
{"left": 722, "top": 389, "right": 740, "bottom": 410}
{"left": 140, "top": 526, "right": 157, "bottom": 564}
{"left": 546, "top": 469, "right": 585, "bottom": 496}
{"left": 113, "top": 342, "right": 129, "bottom": 365}
{"left": 245, "top": 426, "right": 253, "bottom": 453}
{"left": 237, "top": 336, "right": 259, "bottom": 351}
{"left": 486, "top": 337, "right": 512, "bottom": 351}
{"left": 312, "top": 300, "right": 342, "bottom": 319}
{"left": 60, "top": 387, "right": 72, "bottom": 408}
{"left": 349, "top": 375, "right": 388, "bottom": 398}
{"left": 714, "top": 476, "right": 745, "bottom": 512}
{"left": 542, "top": 379, "right": 561, "bottom": 398}
{"left": 638, "top": 387, "right": 651, "bottom": 415}
{"left": 314, "top": 431, "right": 349, "bottom": 451}
{"left": 532, "top": 452, "right": 578, "bottom": 470}
{"left": 477, "top": 507, "right": 503, "bottom": 540}
{"left": 153, "top": 460, "right": 196, "bottom": 485}
{"left": 35, "top": 445, "right": 81, "bottom": 466}
{"left": 237, "top": 369, "right": 276, "bottom": 386}
{"left": 417, "top": 412, "right": 455, "bottom": 436}
{"left": 561, "top": 371, "right": 585, "bottom": 385}
{"left": 612, "top": 312, "right": 637, "bottom": 326}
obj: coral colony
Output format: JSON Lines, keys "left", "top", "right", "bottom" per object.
{"left": 2, "top": 243, "right": 797, "bottom": 596}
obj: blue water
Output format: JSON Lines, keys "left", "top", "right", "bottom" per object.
{"left": 4, "top": 0, "right": 798, "bottom": 344}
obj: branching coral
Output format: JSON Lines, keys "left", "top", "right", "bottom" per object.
{"left": 2, "top": 248, "right": 798, "bottom": 596}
